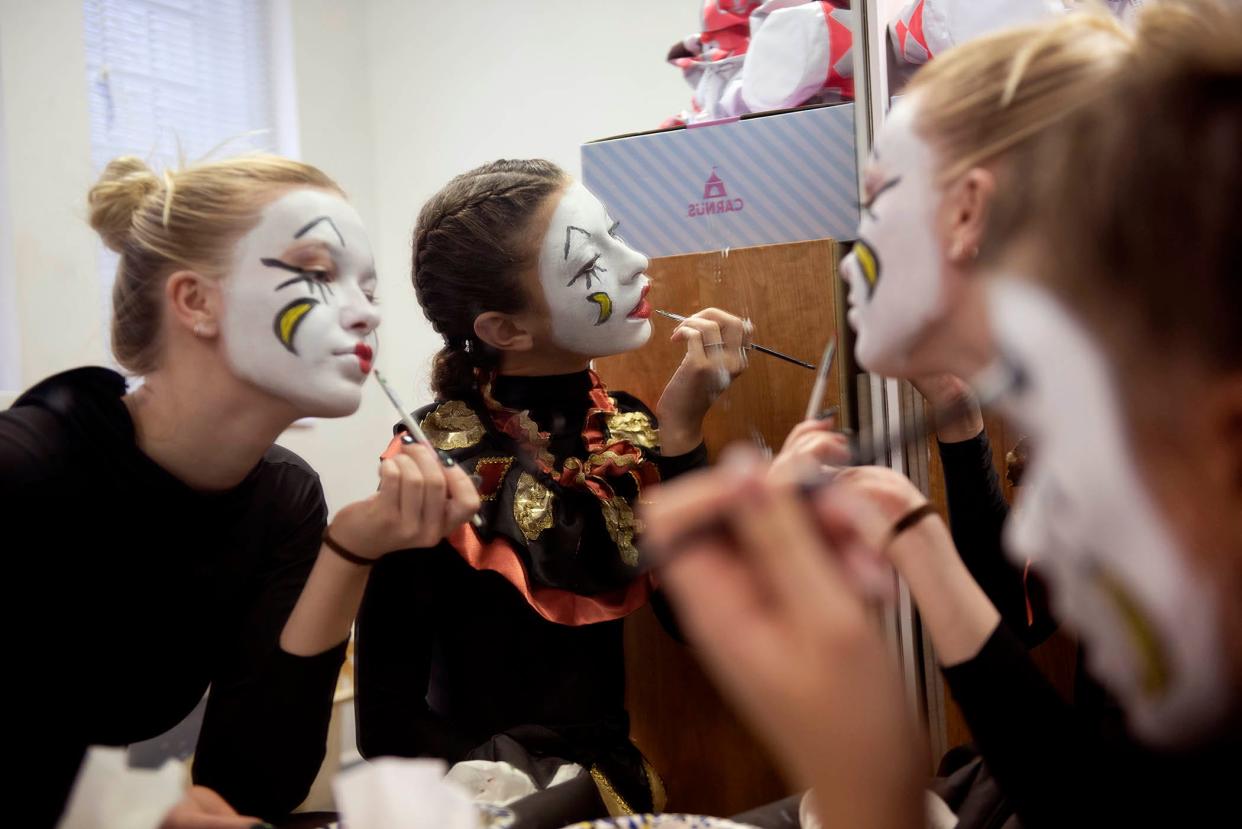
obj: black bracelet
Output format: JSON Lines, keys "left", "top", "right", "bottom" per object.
{"left": 322, "top": 529, "right": 374, "bottom": 567}
{"left": 886, "top": 502, "right": 938, "bottom": 548}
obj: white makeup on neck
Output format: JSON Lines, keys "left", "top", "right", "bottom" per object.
{"left": 840, "top": 94, "right": 947, "bottom": 375}
{"left": 220, "top": 188, "right": 381, "bottom": 418}
{"left": 536, "top": 181, "right": 653, "bottom": 358}
{"left": 987, "top": 278, "right": 1229, "bottom": 746}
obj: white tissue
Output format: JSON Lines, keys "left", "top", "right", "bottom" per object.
{"left": 334, "top": 757, "right": 480, "bottom": 829}
{"left": 444, "top": 760, "right": 585, "bottom": 806}
{"left": 56, "top": 747, "right": 185, "bottom": 829}
{"left": 445, "top": 761, "right": 537, "bottom": 806}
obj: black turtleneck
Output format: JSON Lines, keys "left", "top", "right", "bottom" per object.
{"left": 354, "top": 372, "right": 704, "bottom": 788}
{"left": 2, "top": 368, "right": 346, "bottom": 825}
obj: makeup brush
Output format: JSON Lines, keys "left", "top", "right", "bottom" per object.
{"left": 373, "top": 369, "right": 485, "bottom": 530}
{"left": 803, "top": 337, "right": 838, "bottom": 421}
{"left": 654, "top": 309, "right": 817, "bottom": 370}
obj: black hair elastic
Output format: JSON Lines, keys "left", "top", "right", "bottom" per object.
{"left": 322, "top": 529, "right": 373, "bottom": 567}
{"left": 886, "top": 502, "right": 938, "bottom": 549}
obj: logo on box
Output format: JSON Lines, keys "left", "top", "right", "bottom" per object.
{"left": 690, "top": 167, "right": 745, "bottom": 218}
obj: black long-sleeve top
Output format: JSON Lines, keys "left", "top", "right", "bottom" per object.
{"left": 354, "top": 372, "right": 703, "bottom": 767}
{"left": 937, "top": 430, "right": 1239, "bottom": 824}
{"left": 944, "top": 624, "right": 1240, "bottom": 825}
{"left": 938, "top": 431, "right": 1055, "bottom": 647}
{"left": 3, "top": 368, "right": 345, "bottom": 826}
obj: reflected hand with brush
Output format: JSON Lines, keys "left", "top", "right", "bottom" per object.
{"left": 655, "top": 308, "right": 753, "bottom": 456}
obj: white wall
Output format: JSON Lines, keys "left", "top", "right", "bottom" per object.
{"left": 0, "top": 0, "right": 695, "bottom": 512}
{"left": 0, "top": 0, "right": 107, "bottom": 390}
{"left": 282, "top": 0, "right": 695, "bottom": 514}
{"left": 0, "top": 34, "right": 20, "bottom": 394}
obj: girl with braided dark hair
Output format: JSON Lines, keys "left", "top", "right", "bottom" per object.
{"left": 354, "top": 159, "right": 749, "bottom": 821}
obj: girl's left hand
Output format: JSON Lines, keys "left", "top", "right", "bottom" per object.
{"left": 656, "top": 308, "right": 751, "bottom": 455}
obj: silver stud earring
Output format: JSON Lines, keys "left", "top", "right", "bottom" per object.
{"left": 193, "top": 322, "right": 209, "bottom": 337}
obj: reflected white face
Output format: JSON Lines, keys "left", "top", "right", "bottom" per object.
{"left": 987, "top": 278, "right": 1230, "bottom": 746}
{"left": 220, "top": 188, "right": 381, "bottom": 418}
{"left": 535, "top": 181, "right": 653, "bottom": 358}
{"left": 840, "top": 95, "right": 947, "bottom": 375}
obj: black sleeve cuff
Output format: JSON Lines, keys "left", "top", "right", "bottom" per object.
{"left": 654, "top": 441, "right": 708, "bottom": 481}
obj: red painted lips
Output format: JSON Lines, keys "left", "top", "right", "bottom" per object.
{"left": 628, "top": 284, "right": 652, "bottom": 320}
{"left": 355, "top": 343, "right": 373, "bottom": 374}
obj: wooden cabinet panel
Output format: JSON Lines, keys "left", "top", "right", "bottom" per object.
{"left": 595, "top": 239, "right": 845, "bottom": 815}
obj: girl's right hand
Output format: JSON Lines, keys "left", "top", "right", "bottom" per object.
{"left": 328, "top": 442, "right": 481, "bottom": 558}
{"left": 910, "top": 372, "right": 984, "bottom": 443}
{"left": 769, "top": 417, "right": 852, "bottom": 485}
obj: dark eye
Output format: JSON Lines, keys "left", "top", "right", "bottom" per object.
{"left": 567, "top": 253, "right": 607, "bottom": 290}
{"left": 861, "top": 175, "right": 901, "bottom": 219}
{"left": 608, "top": 221, "right": 623, "bottom": 240}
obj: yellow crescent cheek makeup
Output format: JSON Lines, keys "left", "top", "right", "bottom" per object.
{"left": 588, "top": 291, "right": 613, "bottom": 325}
{"left": 536, "top": 181, "right": 653, "bottom": 358}
{"left": 219, "top": 188, "right": 381, "bottom": 418}
{"left": 839, "top": 94, "right": 948, "bottom": 376}
{"left": 988, "top": 277, "right": 1230, "bottom": 747}
{"left": 275, "top": 298, "right": 317, "bottom": 351}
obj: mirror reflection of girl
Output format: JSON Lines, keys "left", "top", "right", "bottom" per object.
{"left": 354, "top": 159, "right": 748, "bottom": 819}
{"left": 766, "top": 9, "right": 1138, "bottom": 809}
{"left": 2, "top": 156, "right": 479, "bottom": 828}
{"left": 647, "top": 2, "right": 1242, "bottom": 826}
{"left": 775, "top": 6, "right": 1136, "bottom": 627}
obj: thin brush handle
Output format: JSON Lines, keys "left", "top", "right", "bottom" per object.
{"left": 804, "top": 338, "right": 838, "bottom": 420}
{"left": 374, "top": 370, "right": 485, "bottom": 530}
{"left": 654, "top": 309, "right": 817, "bottom": 370}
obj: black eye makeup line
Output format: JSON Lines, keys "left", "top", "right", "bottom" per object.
{"left": 294, "top": 215, "right": 346, "bottom": 246}
{"left": 261, "top": 257, "right": 336, "bottom": 303}
{"left": 567, "top": 253, "right": 606, "bottom": 290}
{"left": 862, "top": 175, "right": 902, "bottom": 220}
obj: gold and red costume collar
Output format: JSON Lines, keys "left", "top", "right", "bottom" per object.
{"left": 382, "top": 369, "right": 662, "bottom": 626}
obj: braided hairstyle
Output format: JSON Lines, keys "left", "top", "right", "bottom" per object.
{"left": 412, "top": 159, "right": 568, "bottom": 399}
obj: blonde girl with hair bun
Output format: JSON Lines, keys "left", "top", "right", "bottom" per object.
{"left": 773, "top": 8, "right": 1138, "bottom": 680}
{"left": 3, "top": 154, "right": 480, "bottom": 827}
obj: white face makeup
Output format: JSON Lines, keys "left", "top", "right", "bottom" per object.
{"left": 987, "top": 278, "right": 1230, "bottom": 746}
{"left": 840, "top": 95, "right": 947, "bottom": 375}
{"left": 536, "top": 181, "right": 653, "bottom": 358}
{"left": 220, "top": 188, "right": 381, "bottom": 418}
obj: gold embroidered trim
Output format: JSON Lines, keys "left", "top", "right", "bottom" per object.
{"left": 472, "top": 456, "right": 514, "bottom": 502}
{"left": 589, "top": 765, "right": 634, "bottom": 817}
{"left": 607, "top": 409, "right": 659, "bottom": 449}
{"left": 514, "top": 472, "right": 555, "bottom": 541}
{"left": 588, "top": 759, "right": 666, "bottom": 818}
{"left": 600, "top": 496, "right": 639, "bottom": 567}
{"left": 421, "top": 400, "right": 485, "bottom": 450}
{"left": 587, "top": 450, "right": 644, "bottom": 469}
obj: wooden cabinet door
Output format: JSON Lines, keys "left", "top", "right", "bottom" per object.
{"left": 595, "top": 239, "right": 847, "bottom": 815}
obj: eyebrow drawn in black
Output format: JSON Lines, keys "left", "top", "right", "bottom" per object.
{"left": 862, "top": 175, "right": 902, "bottom": 219}
{"left": 293, "top": 216, "right": 345, "bottom": 246}
{"left": 564, "top": 226, "right": 591, "bottom": 260}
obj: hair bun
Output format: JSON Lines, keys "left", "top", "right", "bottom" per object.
{"left": 88, "top": 156, "right": 161, "bottom": 252}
